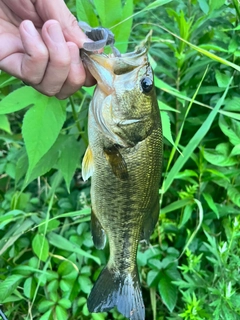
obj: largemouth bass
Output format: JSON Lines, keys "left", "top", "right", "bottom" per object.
{"left": 82, "top": 47, "right": 163, "bottom": 320}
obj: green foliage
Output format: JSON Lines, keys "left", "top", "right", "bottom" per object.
{"left": 1, "top": 0, "right": 240, "bottom": 319}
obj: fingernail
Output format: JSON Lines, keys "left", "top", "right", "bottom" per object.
{"left": 23, "top": 20, "right": 38, "bottom": 37}
{"left": 47, "top": 22, "right": 65, "bottom": 42}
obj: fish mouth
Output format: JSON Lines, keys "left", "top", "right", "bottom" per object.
{"left": 81, "top": 47, "right": 148, "bottom": 92}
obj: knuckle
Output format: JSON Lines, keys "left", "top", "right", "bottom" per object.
{"left": 52, "top": 54, "right": 71, "bottom": 68}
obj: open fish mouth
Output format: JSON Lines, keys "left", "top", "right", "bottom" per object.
{"left": 81, "top": 47, "right": 148, "bottom": 91}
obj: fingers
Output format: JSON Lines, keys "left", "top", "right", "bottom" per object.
{"left": 35, "top": 0, "right": 91, "bottom": 47}
{"left": 2, "top": 0, "right": 43, "bottom": 27}
{"left": 33, "top": 20, "right": 72, "bottom": 96}
{"left": 0, "top": 21, "right": 48, "bottom": 83}
{"left": 0, "top": 19, "right": 92, "bottom": 98}
{"left": 55, "top": 42, "right": 86, "bottom": 99}
{"left": 22, "top": 20, "right": 89, "bottom": 98}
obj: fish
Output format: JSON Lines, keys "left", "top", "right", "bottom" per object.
{"left": 81, "top": 46, "right": 163, "bottom": 320}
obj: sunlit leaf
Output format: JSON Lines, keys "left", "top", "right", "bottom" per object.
{"left": 0, "top": 87, "right": 39, "bottom": 114}
{"left": 0, "top": 115, "right": 11, "bottom": 133}
{"left": 32, "top": 233, "right": 49, "bottom": 262}
{"left": 22, "top": 97, "right": 66, "bottom": 180}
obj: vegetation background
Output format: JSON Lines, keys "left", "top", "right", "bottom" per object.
{"left": 1, "top": 0, "right": 240, "bottom": 319}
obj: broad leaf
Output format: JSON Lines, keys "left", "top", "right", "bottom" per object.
{"left": 23, "top": 277, "right": 37, "bottom": 299}
{"left": 57, "top": 136, "right": 85, "bottom": 192}
{"left": 32, "top": 233, "right": 49, "bottom": 262}
{"left": 22, "top": 97, "right": 66, "bottom": 179}
{"left": 47, "top": 232, "right": 100, "bottom": 265}
{"left": 204, "top": 143, "right": 238, "bottom": 167}
{"left": 227, "top": 187, "right": 240, "bottom": 207}
{"left": 219, "top": 115, "right": 240, "bottom": 145}
{"left": 0, "top": 114, "right": 11, "bottom": 133}
{"left": 0, "top": 86, "right": 39, "bottom": 114}
{"left": 158, "top": 270, "right": 177, "bottom": 312}
{"left": 76, "top": 0, "right": 99, "bottom": 26}
{"left": 0, "top": 275, "right": 24, "bottom": 301}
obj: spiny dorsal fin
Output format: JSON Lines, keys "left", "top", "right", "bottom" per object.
{"left": 103, "top": 145, "right": 128, "bottom": 180}
{"left": 82, "top": 146, "right": 94, "bottom": 181}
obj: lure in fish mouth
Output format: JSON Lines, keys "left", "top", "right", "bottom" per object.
{"left": 81, "top": 46, "right": 163, "bottom": 320}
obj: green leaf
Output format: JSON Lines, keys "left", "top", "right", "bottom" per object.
{"left": 227, "top": 187, "right": 240, "bottom": 207}
{"left": 230, "top": 144, "right": 240, "bottom": 156}
{"left": 0, "top": 87, "right": 39, "bottom": 114}
{"left": 178, "top": 204, "right": 193, "bottom": 228}
{"left": 161, "top": 199, "right": 192, "bottom": 215}
{"left": 224, "top": 96, "right": 240, "bottom": 112}
{"left": 158, "top": 100, "right": 180, "bottom": 113}
{"left": 180, "top": 199, "right": 204, "bottom": 258}
{"left": 47, "top": 232, "right": 100, "bottom": 265}
{"left": 23, "top": 277, "right": 37, "bottom": 299}
{"left": 38, "top": 300, "right": 55, "bottom": 313}
{"left": 204, "top": 143, "right": 238, "bottom": 167}
{"left": 0, "top": 115, "right": 11, "bottom": 133}
{"left": 143, "top": 0, "right": 173, "bottom": 11}
{"left": 32, "top": 233, "right": 49, "bottom": 262}
{"left": 116, "top": 0, "right": 133, "bottom": 53}
{"left": 22, "top": 97, "right": 66, "bottom": 179}
{"left": 0, "top": 218, "right": 34, "bottom": 256}
{"left": 93, "top": 0, "right": 122, "bottom": 27}
{"left": 147, "top": 270, "right": 160, "bottom": 287}
{"left": 0, "top": 274, "right": 24, "bottom": 302}
{"left": 55, "top": 305, "right": 68, "bottom": 320}
{"left": 39, "top": 309, "right": 53, "bottom": 320}
{"left": 215, "top": 70, "right": 231, "bottom": 88}
{"left": 219, "top": 115, "right": 240, "bottom": 145}
{"left": 57, "top": 136, "right": 85, "bottom": 192}
{"left": 19, "top": 135, "right": 69, "bottom": 188}
{"left": 209, "top": 0, "right": 225, "bottom": 11}
{"left": 76, "top": 0, "right": 99, "bottom": 26}
{"left": 203, "top": 193, "right": 219, "bottom": 218}
{"left": 161, "top": 111, "right": 175, "bottom": 146}
{"left": 58, "top": 299, "right": 71, "bottom": 309}
{"left": 198, "top": 0, "right": 209, "bottom": 14}
{"left": 163, "top": 78, "right": 232, "bottom": 192}
{"left": 78, "top": 275, "right": 92, "bottom": 294}
{"left": 158, "top": 271, "right": 177, "bottom": 312}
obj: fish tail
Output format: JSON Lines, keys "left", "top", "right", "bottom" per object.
{"left": 87, "top": 266, "right": 145, "bottom": 320}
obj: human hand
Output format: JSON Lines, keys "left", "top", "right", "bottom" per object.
{"left": 0, "top": 0, "right": 94, "bottom": 99}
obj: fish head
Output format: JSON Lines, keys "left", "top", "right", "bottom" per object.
{"left": 82, "top": 47, "right": 158, "bottom": 146}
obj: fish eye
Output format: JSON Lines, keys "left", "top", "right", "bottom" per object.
{"left": 140, "top": 77, "right": 153, "bottom": 94}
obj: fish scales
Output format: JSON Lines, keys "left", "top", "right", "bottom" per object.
{"left": 82, "top": 47, "right": 163, "bottom": 320}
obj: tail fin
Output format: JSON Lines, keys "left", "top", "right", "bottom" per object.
{"left": 87, "top": 266, "right": 145, "bottom": 320}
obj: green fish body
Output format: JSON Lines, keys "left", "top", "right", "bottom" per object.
{"left": 82, "top": 47, "right": 163, "bottom": 320}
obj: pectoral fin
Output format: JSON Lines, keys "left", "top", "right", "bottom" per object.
{"left": 82, "top": 146, "right": 94, "bottom": 181}
{"left": 91, "top": 209, "right": 106, "bottom": 250}
{"left": 103, "top": 145, "right": 128, "bottom": 180}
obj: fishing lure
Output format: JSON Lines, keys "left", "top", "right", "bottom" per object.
{"left": 78, "top": 21, "right": 121, "bottom": 56}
